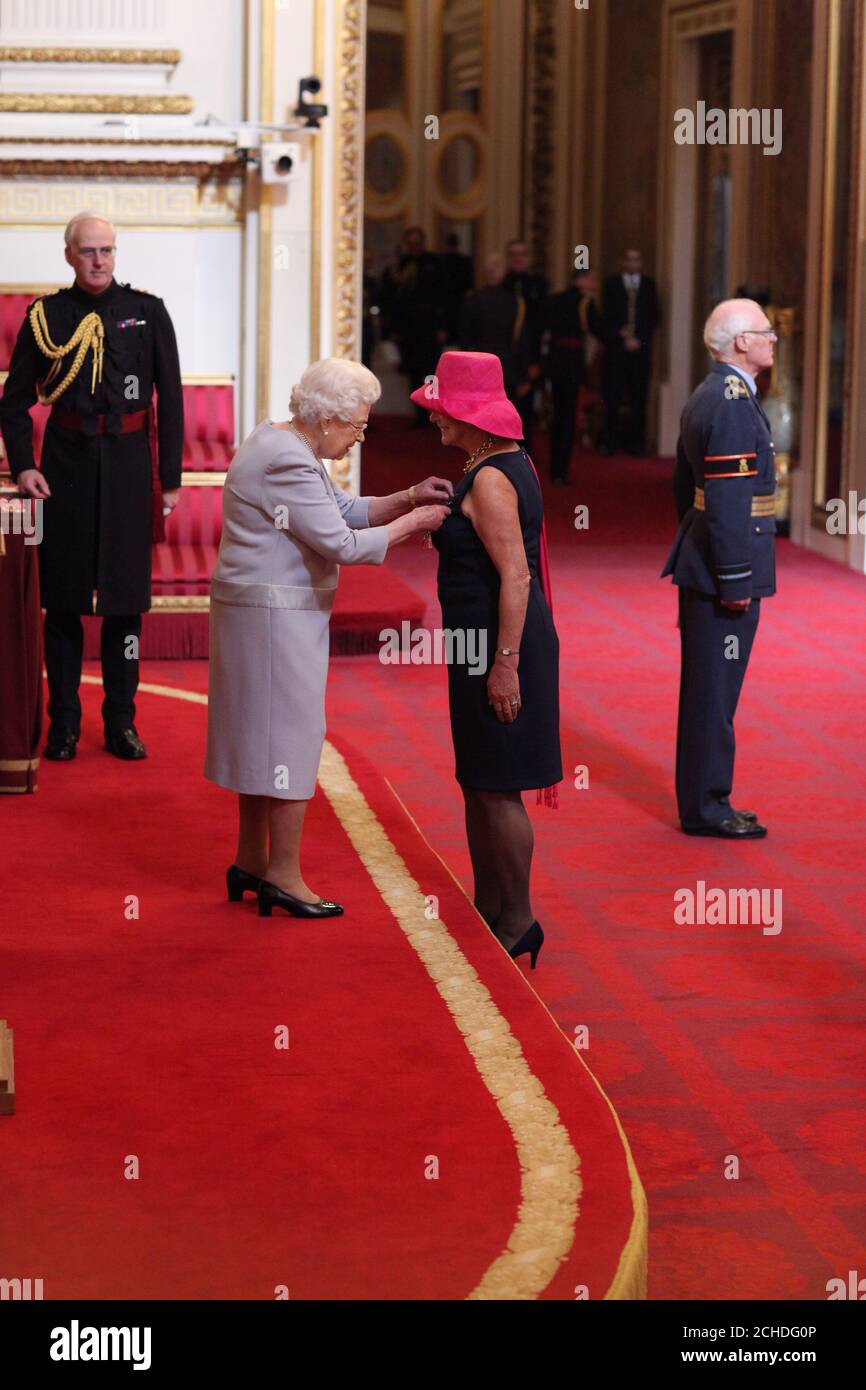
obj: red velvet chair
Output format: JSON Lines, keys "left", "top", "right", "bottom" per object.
{"left": 180, "top": 377, "right": 235, "bottom": 471}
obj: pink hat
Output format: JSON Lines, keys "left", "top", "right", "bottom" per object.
{"left": 409, "top": 351, "right": 524, "bottom": 438}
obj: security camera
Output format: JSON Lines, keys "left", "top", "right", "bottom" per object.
{"left": 295, "top": 76, "right": 328, "bottom": 129}
{"left": 260, "top": 142, "right": 300, "bottom": 183}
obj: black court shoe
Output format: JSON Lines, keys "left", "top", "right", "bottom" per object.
{"left": 226, "top": 865, "right": 262, "bottom": 902}
{"left": 257, "top": 879, "right": 344, "bottom": 919}
{"left": 507, "top": 921, "right": 545, "bottom": 970}
{"left": 44, "top": 727, "right": 79, "bottom": 761}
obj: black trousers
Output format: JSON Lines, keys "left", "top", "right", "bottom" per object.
{"left": 603, "top": 347, "right": 651, "bottom": 450}
{"left": 44, "top": 611, "right": 142, "bottom": 736}
{"left": 676, "top": 589, "right": 761, "bottom": 829}
{"left": 516, "top": 388, "right": 534, "bottom": 450}
{"left": 549, "top": 376, "right": 580, "bottom": 479}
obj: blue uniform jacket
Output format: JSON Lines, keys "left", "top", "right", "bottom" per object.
{"left": 661, "top": 360, "right": 777, "bottom": 601}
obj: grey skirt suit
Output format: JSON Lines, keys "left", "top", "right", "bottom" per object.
{"left": 204, "top": 421, "right": 389, "bottom": 799}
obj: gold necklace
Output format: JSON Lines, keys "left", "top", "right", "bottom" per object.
{"left": 462, "top": 435, "right": 500, "bottom": 474}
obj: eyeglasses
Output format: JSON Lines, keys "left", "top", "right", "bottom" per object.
{"left": 346, "top": 420, "right": 368, "bottom": 440}
{"left": 739, "top": 328, "right": 777, "bottom": 340}
{"left": 76, "top": 247, "right": 116, "bottom": 259}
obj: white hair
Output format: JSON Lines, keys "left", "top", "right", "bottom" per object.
{"left": 64, "top": 211, "right": 117, "bottom": 249}
{"left": 703, "top": 298, "right": 764, "bottom": 359}
{"left": 289, "top": 357, "right": 382, "bottom": 424}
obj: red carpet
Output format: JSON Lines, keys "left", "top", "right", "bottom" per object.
{"left": 4, "top": 414, "right": 865, "bottom": 1300}
{"left": 0, "top": 671, "right": 643, "bottom": 1300}
{"left": 319, "top": 415, "right": 866, "bottom": 1300}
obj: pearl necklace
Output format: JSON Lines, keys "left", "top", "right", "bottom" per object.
{"left": 463, "top": 435, "right": 500, "bottom": 474}
{"left": 288, "top": 420, "right": 321, "bottom": 461}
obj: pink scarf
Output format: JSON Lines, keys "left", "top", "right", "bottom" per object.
{"left": 524, "top": 452, "right": 559, "bottom": 809}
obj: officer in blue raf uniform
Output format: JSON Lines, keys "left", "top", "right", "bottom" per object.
{"left": 662, "top": 299, "right": 778, "bottom": 837}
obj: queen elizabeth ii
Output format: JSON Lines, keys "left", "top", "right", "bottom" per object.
{"left": 204, "top": 357, "right": 451, "bottom": 918}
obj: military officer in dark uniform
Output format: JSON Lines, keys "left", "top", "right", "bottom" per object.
{"left": 661, "top": 298, "right": 778, "bottom": 837}
{"left": 543, "top": 268, "right": 603, "bottom": 482}
{"left": 0, "top": 212, "right": 183, "bottom": 761}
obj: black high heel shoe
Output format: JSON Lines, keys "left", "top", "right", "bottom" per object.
{"left": 226, "top": 864, "right": 262, "bottom": 902}
{"left": 508, "top": 921, "right": 544, "bottom": 969}
{"left": 257, "top": 879, "right": 344, "bottom": 919}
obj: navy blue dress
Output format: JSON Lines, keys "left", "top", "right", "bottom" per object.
{"left": 433, "top": 448, "right": 562, "bottom": 791}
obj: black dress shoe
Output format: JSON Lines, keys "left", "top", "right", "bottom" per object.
{"left": 257, "top": 879, "right": 344, "bottom": 918}
{"left": 733, "top": 809, "right": 758, "bottom": 824}
{"left": 682, "top": 816, "right": 767, "bottom": 839}
{"left": 44, "top": 727, "right": 79, "bottom": 761}
{"left": 226, "top": 865, "right": 262, "bottom": 902}
{"left": 104, "top": 726, "right": 148, "bottom": 760}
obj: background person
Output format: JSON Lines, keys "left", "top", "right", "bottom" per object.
{"left": 543, "top": 267, "right": 603, "bottom": 483}
{"left": 601, "top": 247, "right": 660, "bottom": 455}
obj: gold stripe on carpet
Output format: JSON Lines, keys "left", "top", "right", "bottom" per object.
{"left": 80, "top": 674, "right": 617, "bottom": 1300}
{"left": 316, "top": 740, "right": 582, "bottom": 1301}
{"left": 383, "top": 775, "right": 648, "bottom": 1302}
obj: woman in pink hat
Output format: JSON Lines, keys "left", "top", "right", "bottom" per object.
{"left": 410, "top": 351, "right": 562, "bottom": 969}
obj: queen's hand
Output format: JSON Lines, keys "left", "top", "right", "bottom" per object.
{"left": 410, "top": 476, "right": 454, "bottom": 506}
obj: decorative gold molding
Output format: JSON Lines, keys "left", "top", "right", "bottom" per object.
{"left": 0, "top": 137, "right": 234, "bottom": 147}
{"left": 181, "top": 373, "right": 236, "bottom": 385}
{"left": 0, "top": 370, "right": 233, "bottom": 391}
{"left": 0, "top": 159, "right": 243, "bottom": 178}
{"left": 0, "top": 47, "right": 182, "bottom": 64}
{"left": 149, "top": 595, "right": 211, "bottom": 611}
{"left": 0, "top": 183, "right": 244, "bottom": 225}
{"left": 0, "top": 94, "right": 194, "bottom": 114}
{"left": 333, "top": 0, "right": 365, "bottom": 362}
{"left": 178, "top": 472, "right": 228, "bottom": 486}
{"left": 0, "top": 283, "right": 62, "bottom": 296}
{"left": 364, "top": 110, "right": 412, "bottom": 219}
{"left": 432, "top": 116, "right": 488, "bottom": 218}
{"left": 527, "top": 0, "right": 556, "bottom": 281}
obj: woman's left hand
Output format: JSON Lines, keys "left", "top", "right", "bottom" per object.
{"left": 488, "top": 659, "right": 521, "bottom": 723}
{"left": 412, "top": 476, "right": 454, "bottom": 505}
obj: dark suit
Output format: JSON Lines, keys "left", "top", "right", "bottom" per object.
{"left": 601, "top": 272, "right": 660, "bottom": 451}
{"left": 440, "top": 250, "right": 474, "bottom": 342}
{"left": 661, "top": 361, "right": 776, "bottom": 829}
{"left": 502, "top": 269, "right": 548, "bottom": 444}
{"left": 380, "top": 251, "right": 445, "bottom": 413}
{"left": 0, "top": 277, "right": 183, "bottom": 735}
{"left": 459, "top": 285, "right": 530, "bottom": 405}
{"left": 543, "top": 287, "right": 602, "bottom": 479}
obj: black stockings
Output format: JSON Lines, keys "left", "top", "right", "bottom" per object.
{"left": 463, "top": 788, "right": 535, "bottom": 949}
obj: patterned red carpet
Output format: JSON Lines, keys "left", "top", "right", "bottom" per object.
{"left": 0, "top": 670, "right": 643, "bottom": 1300}
{"left": 322, "top": 415, "right": 866, "bottom": 1299}
{"left": 3, "top": 415, "right": 864, "bottom": 1300}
